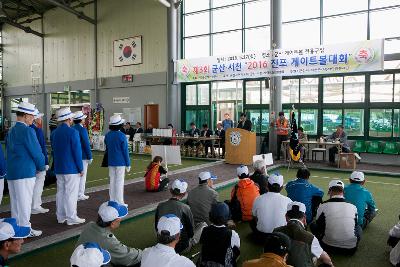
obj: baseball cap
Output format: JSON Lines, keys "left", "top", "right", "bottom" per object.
{"left": 350, "top": 171, "right": 365, "bottom": 182}
{"left": 210, "top": 202, "right": 230, "bottom": 223}
{"left": 199, "top": 171, "right": 218, "bottom": 181}
{"left": 236, "top": 165, "right": 249, "bottom": 177}
{"left": 98, "top": 201, "right": 128, "bottom": 223}
{"left": 70, "top": 242, "right": 111, "bottom": 267}
{"left": 268, "top": 173, "right": 284, "bottom": 187}
{"left": 157, "top": 214, "right": 183, "bottom": 236}
{"left": 171, "top": 179, "right": 188, "bottom": 194}
{"left": 328, "top": 179, "right": 344, "bottom": 189}
{"left": 287, "top": 201, "right": 306, "bottom": 213}
{"left": 264, "top": 232, "right": 291, "bottom": 255}
{"left": 0, "top": 218, "right": 31, "bottom": 241}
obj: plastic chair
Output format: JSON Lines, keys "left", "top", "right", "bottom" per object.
{"left": 352, "top": 140, "right": 367, "bottom": 154}
{"left": 367, "top": 141, "right": 383, "bottom": 154}
{"left": 383, "top": 142, "right": 398, "bottom": 155}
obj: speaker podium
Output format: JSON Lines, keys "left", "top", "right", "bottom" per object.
{"left": 225, "top": 128, "right": 256, "bottom": 165}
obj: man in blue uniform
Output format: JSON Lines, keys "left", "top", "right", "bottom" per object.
{"left": 73, "top": 111, "right": 93, "bottom": 201}
{"left": 6, "top": 102, "right": 45, "bottom": 237}
{"left": 51, "top": 107, "right": 85, "bottom": 226}
{"left": 30, "top": 109, "right": 50, "bottom": 214}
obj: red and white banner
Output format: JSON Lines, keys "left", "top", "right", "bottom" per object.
{"left": 113, "top": 36, "right": 143, "bottom": 67}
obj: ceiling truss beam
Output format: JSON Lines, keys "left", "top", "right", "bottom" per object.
{"left": 44, "top": 0, "right": 96, "bottom": 24}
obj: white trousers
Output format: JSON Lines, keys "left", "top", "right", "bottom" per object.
{"left": 8, "top": 178, "right": 35, "bottom": 227}
{"left": 109, "top": 166, "right": 125, "bottom": 204}
{"left": 78, "top": 160, "right": 89, "bottom": 197}
{"left": 56, "top": 174, "right": 80, "bottom": 222}
{"left": 32, "top": 170, "right": 46, "bottom": 209}
{"left": 0, "top": 179, "right": 4, "bottom": 205}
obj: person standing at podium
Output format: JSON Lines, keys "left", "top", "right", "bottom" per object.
{"left": 276, "top": 112, "right": 289, "bottom": 161}
{"left": 237, "top": 113, "right": 252, "bottom": 131}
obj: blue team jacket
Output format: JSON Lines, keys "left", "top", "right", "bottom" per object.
{"left": 286, "top": 178, "right": 324, "bottom": 223}
{"left": 51, "top": 123, "right": 83, "bottom": 175}
{"left": 73, "top": 124, "right": 93, "bottom": 160}
{"left": 6, "top": 122, "right": 45, "bottom": 180}
{"left": 344, "top": 183, "right": 377, "bottom": 226}
{"left": 30, "top": 124, "right": 49, "bottom": 165}
{"left": 0, "top": 146, "right": 6, "bottom": 178}
{"left": 104, "top": 130, "right": 130, "bottom": 167}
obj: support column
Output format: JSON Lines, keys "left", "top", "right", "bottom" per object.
{"left": 41, "top": 16, "right": 48, "bottom": 139}
{"left": 93, "top": 0, "right": 99, "bottom": 105}
{"left": 269, "top": 0, "right": 283, "bottom": 158}
{"left": 167, "top": 1, "right": 180, "bottom": 130}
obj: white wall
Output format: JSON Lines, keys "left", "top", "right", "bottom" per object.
{"left": 2, "top": 0, "right": 168, "bottom": 87}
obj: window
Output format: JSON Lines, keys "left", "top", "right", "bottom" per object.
{"left": 385, "top": 60, "right": 400, "bottom": 70}
{"left": 212, "top": 5, "right": 242, "bottom": 32}
{"left": 300, "top": 109, "right": 318, "bottom": 135}
{"left": 369, "top": 109, "right": 393, "bottom": 137}
{"left": 245, "top": 27, "right": 270, "bottom": 52}
{"left": 185, "top": 109, "right": 210, "bottom": 131}
{"left": 184, "top": 0, "right": 209, "bottom": 13}
{"left": 344, "top": 109, "right": 364, "bottom": 136}
{"left": 184, "top": 36, "right": 210, "bottom": 58}
{"left": 370, "top": 9, "right": 400, "bottom": 39}
{"left": 284, "top": 109, "right": 299, "bottom": 124}
{"left": 300, "top": 78, "right": 318, "bottom": 103}
{"left": 323, "top": 77, "right": 342, "bottom": 103}
{"left": 370, "top": 74, "right": 393, "bottom": 102}
{"left": 323, "top": 14, "right": 367, "bottom": 44}
{"left": 245, "top": 1, "right": 270, "bottom": 28}
{"left": 394, "top": 109, "right": 400, "bottom": 138}
{"left": 212, "top": 0, "right": 241, "bottom": 8}
{"left": 385, "top": 39, "right": 400, "bottom": 54}
{"left": 185, "top": 84, "right": 210, "bottom": 105}
{"left": 323, "top": 109, "right": 342, "bottom": 135}
{"left": 184, "top": 12, "right": 209, "bottom": 37}
{"left": 370, "top": 0, "right": 400, "bottom": 8}
{"left": 395, "top": 75, "right": 400, "bottom": 102}
{"left": 212, "top": 31, "right": 242, "bottom": 56}
{"left": 344, "top": 75, "right": 365, "bottom": 103}
{"left": 283, "top": 20, "right": 320, "bottom": 48}
{"left": 261, "top": 81, "right": 270, "bottom": 104}
{"left": 247, "top": 109, "right": 262, "bottom": 133}
{"left": 323, "top": 0, "right": 367, "bottom": 16}
{"left": 283, "top": 0, "right": 319, "bottom": 21}
{"left": 282, "top": 79, "right": 299, "bottom": 103}
{"left": 212, "top": 81, "right": 243, "bottom": 101}
{"left": 246, "top": 81, "right": 261, "bottom": 104}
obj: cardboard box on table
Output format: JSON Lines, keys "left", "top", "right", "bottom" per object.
{"left": 225, "top": 128, "right": 256, "bottom": 165}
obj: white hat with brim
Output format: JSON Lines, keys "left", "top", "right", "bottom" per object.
{"left": 0, "top": 218, "right": 31, "bottom": 241}
{"left": 56, "top": 107, "right": 75, "bottom": 122}
{"left": 13, "top": 102, "right": 36, "bottom": 116}
{"left": 328, "top": 179, "right": 345, "bottom": 189}
{"left": 171, "top": 179, "right": 188, "bottom": 194}
{"left": 199, "top": 171, "right": 218, "bottom": 181}
{"left": 350, "top": 171, "right": 365, "bottom": 182}
{"left": 157, "top": 214, "right": 183, "bottom": 236}
{"left": 109, "top": 114, "right": 125, "bottom": 126}
{"left": 33, "top": 109, "right": 44, "bottom": 120}
{"left": 287, "top": 201, "right": 306, "bottom": 213}
{"left": 268, "top": 174, "right": 284, "bottom": 187}
{"left": 73, "top": 111, "right": 87, "bottom": 120}
{"left": 70, "top": 242, "right": 111, "bottom": 267}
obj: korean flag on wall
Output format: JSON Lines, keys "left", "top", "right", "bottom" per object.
{"left": 113, "top": 36, "right": 143, "bottom": 67}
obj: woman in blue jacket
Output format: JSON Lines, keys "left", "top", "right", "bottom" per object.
{"left": 104, "top": 114, "right": 130, "bottom": 205}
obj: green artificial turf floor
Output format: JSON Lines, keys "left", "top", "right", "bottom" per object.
{"left": 0, "top": 152, "right": 212, "bottom": 205}
{"left": 9, "top": 167, "right": 400, "bottom": 267}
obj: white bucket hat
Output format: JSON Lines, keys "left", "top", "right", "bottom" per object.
{"left": 73, "top": 111, "right": 87, "bottom": 120}
{"left": 34, "top": 109, "right": 44, "bottom": 120}
{"left": 56, "top": 107, "right": 74, "bottom": 122}
{"left": 109, "top": 114, "right": 125, "bottom": 125}
{"left": 13, "top": 102, "right": 36, "bottom": 115}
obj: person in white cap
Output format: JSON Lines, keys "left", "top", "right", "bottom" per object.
{"left": 70, "top": 242, "right": 110, "bottom": 267}
{"left": 251, "top": 173, "right": 292, "bottom": 237}
{"left": 250, "top": 160, "right": 269, "bottom": 194}
{"left": 310, "top": 179, "right": 360, "bottom": 255}
{"left": 344, "top": 171, "right": 377, "bottom": 229}
{"left": 76, "top": 201, "right": 142, "bottom": 266}
{"left": 51, "top": 107, "right": 85, "bottom": 226}
{"left": 104, "top": 114, "right": 131, "bottom": 205}
{"left": 388, "top": 215, "right": 400, "bottom": 266}
{"left": 229, "top": 165, "right": 259, "bottom": 222}
{"left": 155, "top": 179, "right": 194, "bottom": 254}
{"left": 141, "top": 214, "right": 195, "bottom": 267}
{"left": 6, "top": 101, "right": 45, "bottom": 237}
{"left": 72, "top": 111, "right": 93, "bottom": 201}
{"left": 0, "top": 218, "right": 31, "bottom": 266}
{"left": 30, "top": 109, "right": 50, "bottom": 214}
{"left": 274, "top": 202, "right": 333, "bottom": 267}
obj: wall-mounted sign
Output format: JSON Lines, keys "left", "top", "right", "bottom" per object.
{"left": 176, "top": 39, "right": 384, "bottom": 83}
{"left": 113, "top": 97, "right": 130, "bottom": 104}
{"left": 122, "top": 74, "right": 134, "bottom": 83}
{"left": 113, "top": 36, "right": 143, "bottom": 67}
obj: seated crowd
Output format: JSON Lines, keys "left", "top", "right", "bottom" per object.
{"left": 3, "top": 162, "right": 399, "bottom": 267}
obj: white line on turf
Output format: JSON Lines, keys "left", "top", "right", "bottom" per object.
{"left": 311, "top": 175, "right": 400, "bottom": 186}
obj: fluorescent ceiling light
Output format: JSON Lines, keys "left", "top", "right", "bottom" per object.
{"left": 158, "top": 0, "right": 171, "bottom": 8}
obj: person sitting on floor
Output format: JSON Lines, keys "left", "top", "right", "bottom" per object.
{"left": 310, "top": 180, "right": 360, "bottom": 255}
{"left": 144, "top": 156, "right": 169, "bottom": 192}
{"left": 243, "top": 232, "right": 292, "bottom": 267}
{"left": 274, "top": 202, "right": 334, "bottom": 267}
{"left": 388, "top": 215, "right": 400, "bottom": 266}
{"left": 198, "top": 202, "right": 240, "bottom": 267}
{"left": 229, "top": 165, "right": 260, "bottom": 222}
{"left": 76, "top": 201, "right": 142, "bottom": 267}
{"left": 286, "top": 168, "right": 324, "bottom": 224}
{"left": 251, "top": 174, "right": 292, "bottom": 239}
{"left": 155, "top": 179, "right": 195, "bottom": 254}
{"left": 70, "top": 242, "right": 111, "bottom": 267}
{"left": 0, "top": 218, "right": 30, "bottom": 267}
{"left": 344, "top": 171, "right": 377, "bottom": 229}
{"left": 141, "top": 215, "right": 195, "bottom": 267}
{"left": 250, "top": 160, "right": 269, "bottom": 195}
{"left": 187, "top": 171, "right": 219, "bottom": 243}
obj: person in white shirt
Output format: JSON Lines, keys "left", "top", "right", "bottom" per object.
{"left": 141, "top": 214, "right": 195, "bottom": 267}
{"left": 310, "top": 179, "right": 360, "bottom": 255}
{"left": 388, "top": 217, "right": 400, "bottom": 266}
{"left": 251, "top": 174, "right": 292, "bottom": 240}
